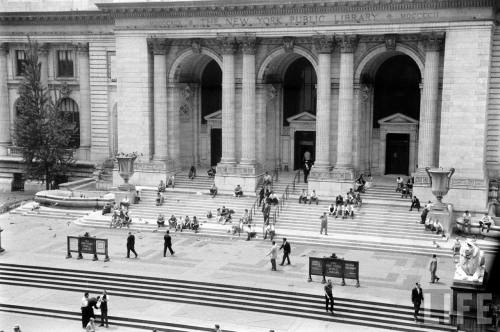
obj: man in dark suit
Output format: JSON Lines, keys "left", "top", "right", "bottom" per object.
{"left": 163, "top": 230, "right": 175, "bottom": 257}
{"left": 126, "top": 232, "right": 138, "bottom": 258}
{"left": 279, "top": 238, "right": 291, "bottom": 265}
{"left": 411, "top": 282, "right": 424, "bottom": 322}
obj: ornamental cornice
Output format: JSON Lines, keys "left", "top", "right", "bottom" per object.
{"left": 0, "top": 11, "right": 112, "bottom": 26}
{"left": 96, "top": 0, "right": 495, "bottom": 19}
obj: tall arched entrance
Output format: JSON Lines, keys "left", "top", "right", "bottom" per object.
{"left": 358, "top": 49, "right": 422, "bottom": 176}
{"left": 258, "top": 47, "right": 318, "bottom": 171}
{"left": 168, "top": 50, "right": 222, "bottom": 168}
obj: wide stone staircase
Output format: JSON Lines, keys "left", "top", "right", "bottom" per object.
{"left": 0, "top": 263, "right": 456, "bottom": 332}
{"left": 9, "top": 202, "right": 92, "bottom": 221}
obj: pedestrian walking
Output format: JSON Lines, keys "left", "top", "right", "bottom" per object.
{"left": 279, "top": 238, "right": 291, "bottom": 265}
{"left": 126, "top": 232, "right": 138, "bottom": 258}
{"left": 429, "top": 254, "right": 440, "bottom": 283}
{"left": 81, "top": 292, "right": 90, "bottom": 328}
{"left": 320, "top": 212, "right": 328, "bottom": 235}
{"left": 411, "top": 282, "right": 424, "bottom": 322}
{"left": 97, "top": 290, "right": 109, "bottom": 327}
{"left": 324, "top": 279, "right": 334, "bottom": 314}
{"left": 163, "top": 230, "right": 175, "bottom": 257}
{"left": 266, "top": 241, "right": 278, "bottom": 271}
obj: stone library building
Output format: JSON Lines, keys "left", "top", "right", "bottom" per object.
{"left": 0, "top": 0, "right": 499, "bottom": 211}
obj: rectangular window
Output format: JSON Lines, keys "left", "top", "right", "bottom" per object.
{"left": 16, "top": 50, "right": 26, "bottom": 76}
{"left": 57, "top": 50, "right": 74, "bottom": 77}
{"left": 107, "top": 52, "right": 116, "bottom": 82}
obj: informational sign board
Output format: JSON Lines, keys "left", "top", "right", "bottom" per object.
{"left": 308, "top": 257, "right": 360, "bottom": 287}
{"left": 66, "top": 235, "right": 109, "bottom": 262}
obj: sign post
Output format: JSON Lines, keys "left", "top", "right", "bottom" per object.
{"left": 67, "top": 235, "right": 110, "bottom": 262}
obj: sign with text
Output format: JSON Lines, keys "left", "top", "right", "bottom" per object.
{"left": 308, "top": 257, "right": 360, "bottom": 287}
{"left": 66, "top": 236, "right": 110, "bottom": 262}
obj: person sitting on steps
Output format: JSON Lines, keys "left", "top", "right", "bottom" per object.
{"left": 263, "top": 171, "right": 273, "bottom": 188}
{"left": 328, "top": 203, "right": 335, "bottom": 215}
{"left": 299, "top": 189, "right": 308, "bottom": 204}
{"left": 245, "top": 224, "right": 257, "bottom": 241}
{"left": 234, "top": 184, "right": 243, "bottom": 197}
{"left": 410, "top": 196, "right": 421, "bottom": 212}
{"left": 209, "top": 183, "right": 218, "bottom": 198}
{"left": 166, "top": 175, "right": 175, "bottom": 188}
{"left": 157, "top": 213, "right": 165, "bottom": 228}
{"left": 192, "top": 216, "right": 199, "bottom": 233}
{"left": 309, "top": 190, "right": 319, "bottom": 205}
{"left": 268, "top": 191, "right": 279, "bottom": 205}
{"left": 334, "top": 194, "right": 343, "bottom": 218}
{"left": 158, "top": 180, "right": 166, "bottom": 193}
{"left": 168, "top": 215, "right": 177, "bottom": 230}
{"left": 479, "top": 213, "right": 493, "bottom": 233}
{"left": 155, "top": 192, "right": 164, "bottom": 206}
{"left": 396, "top": 176, "right": 404, "bottom": 192}
{"left": 207, "top": 166, "right": 216, "bottom": 178}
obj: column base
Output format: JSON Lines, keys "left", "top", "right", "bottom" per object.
{"left": 307, "top": 167, "right": 355, "bottom": 197}
{"left": 214, "top": 163, "right": 262, "bottom": 196}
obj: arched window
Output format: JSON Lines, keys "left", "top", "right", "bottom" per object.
{"left": 58, "top": 98, "right": 80, "bottom": 148}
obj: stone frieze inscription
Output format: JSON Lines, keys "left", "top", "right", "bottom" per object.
{"left": 118, "top": 7, "right": 492, "bottom": 30}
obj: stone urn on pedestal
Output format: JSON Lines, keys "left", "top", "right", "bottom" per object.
{"left": 115, "top": 153, "right": 139, "bottom": 204}
{"left": 424, "top": 167, "right": 455, "bottom": 235}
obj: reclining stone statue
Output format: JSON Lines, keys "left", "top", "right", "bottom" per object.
{"left": 454, "top": 239, "right": 485, "bottom": 282}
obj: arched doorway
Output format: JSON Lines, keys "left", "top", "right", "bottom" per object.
{"left": 357, "top": 47, "right": 423, "bottom": 176}
{"left": 373, "top": 55, "right": 420, "bottom": 175}
{"left": 201, "top": 60, "right": 222, "bottom": 166}
{"left": 169, "top": 49, "right": 222, "bottom": 167}
{"left": 283, "top": 58, "right": 317, "bottom": 170}
{"left": 258, "top": 46, "right": 318, "bottom": 171}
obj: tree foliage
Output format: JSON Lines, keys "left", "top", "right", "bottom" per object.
{"left": 14, "top": 40, "right": 76, "bottom": 190}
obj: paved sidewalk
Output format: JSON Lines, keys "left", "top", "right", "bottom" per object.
{"left": 0, "top": 212, "right": 495, "bottom": 331}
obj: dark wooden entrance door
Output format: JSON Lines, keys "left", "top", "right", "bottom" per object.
{"left": 385, "top": 133, "right": 410, "bottom": 175}
{"left": 210, "top": 128, "right": 222, "bottom": 166}
{"left": 294, "top": 131, "right": 315, "bottom": 170}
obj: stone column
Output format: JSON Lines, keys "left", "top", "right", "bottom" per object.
{"left": 312, "top": 35, "right": 333, "bottom": 170}
{"left": 240, "top": 36, "right": 256, "bottom": 165}
{"left": 335, "top": 35, "right": 358, "bottom": 169}
{"left": 218, "top": 37, "right": 237, "bottom": 165}
{"left": 256, "top": 83, "right": 267, "bottom": 167}
{"left": 77, "top": 43, "right": 91, "bottom": 157}
{"left": 417, "top": 33, "right": 442, "bottom": 169}
{"left": 149, "top": 39, "right": 168, "bottom": 161}
{"left": 0, "top": 43, "right": 9, "bottom": 156}
{"left": 39, "top": 43, "right": 49, "bottom": 87}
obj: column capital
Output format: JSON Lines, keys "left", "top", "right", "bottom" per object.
{"left": 313, "top": 34, "right": 334, "bottom": 54}
{"left": 422, "top": 32, "right": 445, "bottom": 52}
{"left": 217, "top": 36, "right": 237, "bottom": 55}
{"left": 75, "top": 42, "right": 89, "bottom": 54}
{"left": 0, "top": 43, "right": 8, "bottom": 55}
{"left": 38, "top": 43, "right": 49, "bottom": 55}
{"left": 240, "top": 36, "right": 257, "bottom": 55}
{"left": 148, "top": 38, "right": 167, "bottom": 55}
{"left": 337, "top": 34, "right": 358, "bottom": 53}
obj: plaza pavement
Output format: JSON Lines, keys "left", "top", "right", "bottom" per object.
{"left": 0, "top": 209, "right": 484, "bottom": 332}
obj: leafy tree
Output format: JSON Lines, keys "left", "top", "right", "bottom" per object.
{"left": 14, "top": 40, "right": 76, "bottom": 190}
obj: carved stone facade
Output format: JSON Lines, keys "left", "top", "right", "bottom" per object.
{"left": 0, "top": 0, "right": 497, "bottom": 210}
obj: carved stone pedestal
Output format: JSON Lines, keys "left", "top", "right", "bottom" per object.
{"left": 449, "top": 281, "right": 492, "bottom": 332}
{"left": 428, "top": 203, "right": 454, "bottom": 235}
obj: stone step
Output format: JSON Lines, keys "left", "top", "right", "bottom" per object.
{"left": 0, "top": 263, "right": 455, "bottom": 332}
